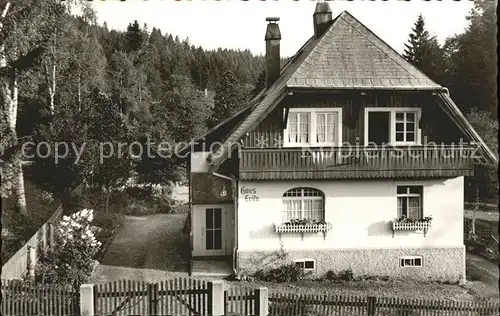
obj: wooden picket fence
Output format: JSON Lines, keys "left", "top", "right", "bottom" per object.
{"left": 268, "top": 292, "right": 500, "bottom": 316}
{"left": 0, "top": 279, "right": 79, "bottom": 316}
{"left": 93, "top": 278, "right": 211, "bottom": 315}
{"left": 3, "top": 277, "right": 500, "bottom": 316}
{"left": 224, "top": 286, "right": 260, "bottom": 315}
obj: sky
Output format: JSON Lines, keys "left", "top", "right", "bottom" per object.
{"left": 92, "top": 0, "right": 474, "bottom": 58}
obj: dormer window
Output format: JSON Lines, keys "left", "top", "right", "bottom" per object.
{"left": 284, "top": 108, "right": 342, "bottom": 146}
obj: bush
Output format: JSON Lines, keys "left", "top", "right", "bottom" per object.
{"left": 125, "top": 186, "right": 152, "bottom": 200}
{"left": 92, "top": 211, "right": 124, "bottom": 259}
{"left": 154, "top": 194, "right": 174, "bottom": 213}
{"left": 1, "top": 206, "right": 35, "bottom": 263}
{"left": 256, "top": 264, "right": 304, "bottom": 283}
{"left": 35, "top": 209, "right": 101, "bottom": 288}
{"left": 326, "top": 269, "right": 355, "bottom": 282}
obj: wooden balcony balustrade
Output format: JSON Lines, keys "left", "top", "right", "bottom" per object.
{"left": 239, "top": 146, "right": 477, "bottom": 180}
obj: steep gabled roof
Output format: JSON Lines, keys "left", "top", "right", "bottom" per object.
{"left": 207, "top": 10, "right": 497, "bottom": 169}
{"left": 287, "top": 11, "right": 441, "bottom": 90}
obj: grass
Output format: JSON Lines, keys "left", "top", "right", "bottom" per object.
{"left": 226, "top": 278, "right": 483, "bottom": 302}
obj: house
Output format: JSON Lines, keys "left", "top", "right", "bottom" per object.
{"left": 183, "top": 2, "right": 497, "bottom": 283}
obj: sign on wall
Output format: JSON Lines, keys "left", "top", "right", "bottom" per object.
{"left": 240, "top": 187, "right": 259, "bottom": 202}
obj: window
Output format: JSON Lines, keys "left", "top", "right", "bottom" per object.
{"left": 285, "top": 108, "right": 341, "bottom": 146}
{"left": 283, "top": 188, "right": 324, "bottom": 222}
{"left": 395, "top": 112, "right": 416, "bottom": 143}
{"left": 397, "top": 186, "right": 423, "bottom": 219}
{"left": 288, "top": 112, "right": 310, "bottom": 144}
{"left": 294, "top": 259, "right": 316, "bottom": 271}
{"left": 316, "top": 112, "right": 338, "bottom": 143}
{"left": 364, "top": 108, "right": 421, "bottom": 145}
{"left": 400, "top": 256, "right": 423, "bottom": 267}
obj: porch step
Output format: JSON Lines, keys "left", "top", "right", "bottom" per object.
{"left": 190, "top": 260, "right": 233, "bottom": 277}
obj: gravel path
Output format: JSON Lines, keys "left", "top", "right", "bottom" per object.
{"left": 90, "top": 213, "right": 190, "bottom": 283}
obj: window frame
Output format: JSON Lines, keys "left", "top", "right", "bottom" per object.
{"left": 293, "top": 258, "right": 316, "bottom": 272}
{"left": 396, "top": 185, "right": 423, "bottom": 220}
{"left": 282, "top": 188, "right": 324, "bottom": 223}
{"left": 283, "top": 108, "right": 342, "bottom": 147}
{"left": 364, "top": 107, "right": 421, "bottom": 146}
{"left": 400, "top": 256, "right": 423, "bottom": 267}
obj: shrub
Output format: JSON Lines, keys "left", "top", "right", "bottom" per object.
{"left": 326, "top": 268, "right": 355, "bottom": 282}
{"left": 257, "top": 264, "right": 304, "bottom": 283}
{"left": 154, "top": 194, "right": 174, "bottom": 213}
{"left": 1, "top": 206, "right": 34, "bottom": 262}
{"left": 35, "top": 209, "right": 101, "bottom": 288}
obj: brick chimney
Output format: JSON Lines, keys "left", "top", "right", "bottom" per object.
{"left": 265, "top": 17, "right": 281, "bottom": 87}
{"left": 313, "top": 1, "right": 333, "bottom": 38}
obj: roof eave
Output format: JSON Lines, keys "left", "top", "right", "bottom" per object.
{"left": 287, "top": 86, "right": 444, "bottom": 92}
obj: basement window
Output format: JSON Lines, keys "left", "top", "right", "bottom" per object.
{"left": 294, "top": 259, "right": 316, "bottom": 271}
{"left": 400, "top": 256, "right": 423, "bottom": 267}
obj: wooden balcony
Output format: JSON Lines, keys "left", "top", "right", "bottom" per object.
{"left": 239, "top": 146, "right": 476, "bottom": 180}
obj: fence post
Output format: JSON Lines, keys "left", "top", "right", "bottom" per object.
{"left": 48, "top": 223, "right": 55, "bottom": 248}
{"left": 367, "top": 296, "right": 377, "bottom": 316}
{"left": 255, "top": 287, "right": 269, "bottom": 316}
{"left": 148, "top": 282, "right": 159, "bottom": 315}
{"left": 80, "top": 284, "right": 95, "bottom": 316}
{"left": 26, "top": 245, "right": 35, "bottom": 279}
{"left": 208, "top": 280, "right": 224, "bottom": 316}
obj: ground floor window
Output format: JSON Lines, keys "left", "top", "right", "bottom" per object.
{"left": 397, "top": 186, "right": 423, "bottom": 219}
{"left": 400, "top": 256, "right": 423, "bottom": 267}
{"left": 282, "top": 188, "right": 324, "bottom": 222}
{"left": 294, "top": 259, "right": 316, "bottom": 271}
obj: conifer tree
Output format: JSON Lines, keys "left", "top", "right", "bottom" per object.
{"left": 403, "top": 14, "right": 446, "bottom": 84}
{"left": 207, "top": 70, "right": 246, "bottom": 128}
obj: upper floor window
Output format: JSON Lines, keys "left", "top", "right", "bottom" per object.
{"left": 284, "top": 108, "right": 342, "bottom": 146}
{"left": 365, "top": 108, "right": 421, "bottom": 146}
{"left": 282, "top": 188, "right": 324, "bottom": 222}
{"left": 397, "top": 186, "right": 423, "bottom": 219}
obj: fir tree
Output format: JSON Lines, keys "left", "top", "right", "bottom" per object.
{"left": 125, "top": 20, "right": 143, "bottom": 52}
{"left": 207, "top": 70, "right": 246, "bottom": 128}
{"left": 403, "top": 14, "right": 446, "bottom": 85}
{"left": 251, "top": 69, "right": 266, "bottom": 98}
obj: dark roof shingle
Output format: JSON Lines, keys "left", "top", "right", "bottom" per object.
{"left": 286, "top": 11, "right": 441, "bottom": 89}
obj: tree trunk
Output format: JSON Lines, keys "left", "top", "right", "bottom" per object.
{"left": 105, "top": 188, "right": 112, "bottom": 214}
{"left": 1, "top": 29, "right": 27, "bottom": 214}
{"left": 10, "top": 70, "right": 27, "bottom": 214}
{"left": 472, "top": 184, "right": 479, "bottom": 235}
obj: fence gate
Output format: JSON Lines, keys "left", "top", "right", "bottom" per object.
{"left": 93, "top": 278, "right": 210, "bottom": 315}
{"left": 224, "top": 287, "right": 259, "bottom": 316}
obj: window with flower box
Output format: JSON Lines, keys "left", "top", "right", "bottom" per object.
{"left": 282, "top": 188, "right": 324, "bottom": 222}
{"left": 397, "top": 186, "right": 423, "bottom": 220}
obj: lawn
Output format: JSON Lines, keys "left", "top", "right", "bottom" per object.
{"left": 223, "top": 255, "right": 499, "bottom": 303}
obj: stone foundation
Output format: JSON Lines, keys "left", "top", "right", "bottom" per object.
{"left": 237, "top": 246, "right": 465, "bottom": 283}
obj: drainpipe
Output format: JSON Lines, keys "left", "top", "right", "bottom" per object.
{"left": 211, "top": 172, "right": 239, "bottom": 275}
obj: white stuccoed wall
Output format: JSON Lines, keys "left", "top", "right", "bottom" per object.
{"left": 237, "top": 177, "right": 464, "bottom": 251}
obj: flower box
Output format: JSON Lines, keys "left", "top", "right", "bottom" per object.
{"left": 275, "top": 222, "right": 332, "bottom": 240}
{"left": 392, "top": 221, "right": 432, "bottom": 231}
{"left": 392, "top": 217, "right": 432, "bottom": 237}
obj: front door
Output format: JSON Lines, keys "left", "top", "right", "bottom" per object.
{"left": 204, "top": 208, "right": 225, "bottom": 256}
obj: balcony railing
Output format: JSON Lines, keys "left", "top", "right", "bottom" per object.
{"left": 275, "top": 222, "right": 332, "bottom": 240}
{"left": 239, "top": 146, "right": 476, "bottom": 180}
